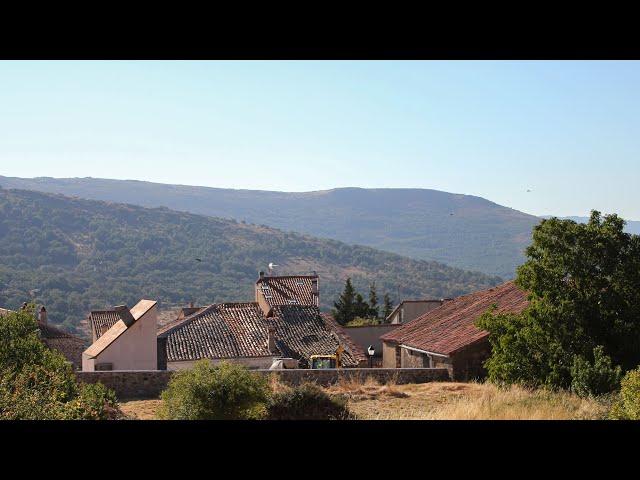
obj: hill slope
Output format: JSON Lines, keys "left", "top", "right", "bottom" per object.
{"left": 0, "top": 189, "right": 501, "bottom": 336}
{"left": 0, "top": 176, "right": 541, "bottom": 277}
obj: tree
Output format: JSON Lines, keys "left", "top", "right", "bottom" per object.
{"left": 0, "top": 306, "right": 121, "bottom": 419}
{"left": 368, "top": 282, "right": 379, "bottom": 319}
{"left": 332, "top": 278, "right": 357, "bottom": 325}
{"left": 478, "top": 211, "right": 640, "bottom": 391}
{"left": 383, "top": 293, "right": 393, "bottom": 320}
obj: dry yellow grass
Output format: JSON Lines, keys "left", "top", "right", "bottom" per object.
{"left": 118, "top": 380, "right": 610, "bottom": 420}
{"left": 119, "top": 399, "right": 163, "bottom": 420}
{"left": 334, "top": 381, "right": 609, "bottom": 420}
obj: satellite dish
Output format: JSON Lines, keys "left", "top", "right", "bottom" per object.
{"left": 268, "top": 262, "right": 278, "bottom": 269}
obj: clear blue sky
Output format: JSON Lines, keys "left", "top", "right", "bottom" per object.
{"left": 1, "top": 61, "right": 639, "bottom": 219}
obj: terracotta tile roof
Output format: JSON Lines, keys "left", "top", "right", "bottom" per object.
{"left": 84, "top": 300, "right": 157, "bottom": 359}
{"left": 380, "top": 281, "right": 529, "bottom": 356}
{"left": 256, "top": 275, "right": 319, "bottom": 311}
{"left": 158, "top": 302, "right": 276, "bottom": 362}
{"left": 271, "top": 305, "right": 360, "bottom": 368}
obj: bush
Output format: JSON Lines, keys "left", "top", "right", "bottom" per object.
{"left": 267, "top": 382, "right": 354, "bottom": 420}
{"left": 570, "top": 346, "right": 623, "bottom": 397}
{"left": 0, "top": 307, "right": 121, "bottom": 420}
{"left": 158, "top": 360, "right": 270, "bottom": 420}
{"left": 609, "top": 368, "right": 640, "bottom": 419}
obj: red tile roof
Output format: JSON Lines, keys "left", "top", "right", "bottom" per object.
{"left": 256, "top": 275, "right": 319, "bottom": 311}
{"left": 380, "top": 281, "right": 529, "bottom": 356}
{"left": 320, "top": 312, "right": 367, "bottom": 364}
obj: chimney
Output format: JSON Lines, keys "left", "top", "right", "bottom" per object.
{"left": 114, "top": 305, "right": 135, "bottom": 327}
{"left": 38, "top": 306, "right": 47, "bottom": 324}
{"left": 267, "top": 325, "right": 277, "bottom": 353}
{"left": 189, "top": 301, "right": 194, "bottom": 308}
{"left": 259, "top": 271, "right": 265, "bottom": 280}
{"left": 311, "top": 277, "right": 319, "bottom": 297}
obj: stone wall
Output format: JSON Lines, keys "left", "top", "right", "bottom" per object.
{"left": 76, "top": 367, "right": 450, "bottom": 399}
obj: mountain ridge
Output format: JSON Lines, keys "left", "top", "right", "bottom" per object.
{"left": 0, "top": 175, "right": 542, "bottom": 278}
{"left": 0, "top": 188, "right": 501, "bottom": 336}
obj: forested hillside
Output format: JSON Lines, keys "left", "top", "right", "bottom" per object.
{"left": 0, "top": 189, "right": 502, "bottom": 336}
{"left": 0, "top": 176, "right": 540, "bottom": 278}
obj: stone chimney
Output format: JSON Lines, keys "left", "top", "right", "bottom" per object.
{"left": 267, "top": 325, "right": 277, "bottom": 353}
{"left": 259, "top": 271, "right": 265, "bottom": 280}
{"left": 38, "top": 306, "right": 47, "bottom": 324}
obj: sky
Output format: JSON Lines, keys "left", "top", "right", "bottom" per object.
{"left": 1, "top": 60, "right": 639, "bottom": 219}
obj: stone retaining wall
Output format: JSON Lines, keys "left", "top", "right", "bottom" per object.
{"left": 76, "top": 368, "right": 450, "bottom": 399}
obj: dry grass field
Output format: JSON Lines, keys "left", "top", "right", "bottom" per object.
{"left": 119, "top": 377, "right": 610, "bottom": 420}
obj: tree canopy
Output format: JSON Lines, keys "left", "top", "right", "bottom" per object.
{"left": 478, "top": 211, "right": 640, "bottom": 393}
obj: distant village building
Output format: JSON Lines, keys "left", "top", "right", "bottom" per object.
{"left": 82, "top": 300, "right": 158, "bottom": 371}
{"left": 1, "top": 305, "right": 87, "bottom": 370}
{"left": 380, "top": 281, "right": 528, "bottom": 380}
{"left": 157, "top": 273, "right": 365, "bottom": 370}
{"left": 386, "top": 299, "right": 448, "bottom": 324}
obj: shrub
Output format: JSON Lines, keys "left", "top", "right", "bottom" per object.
{"left": 158, "top": 360, "right": 270, "bottom": 420}
{"left": 267, "top": 382, "right": 354, "bottom": 420}
{"left": 0, "top": 307, "right": 121, "bottom": 420}
{"left": 570, "top": 346, "right": 623, "bottom": 397}
{"left": 609, "top": 368, "right": 640, "bottom": 419}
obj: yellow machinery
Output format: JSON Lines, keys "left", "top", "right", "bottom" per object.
{"left": 310, "top": 345, "right": 344, "bottom": 369}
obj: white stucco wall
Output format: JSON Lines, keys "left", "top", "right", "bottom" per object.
{"left": 82, "top": 305, "right": 158, "bottom": 371}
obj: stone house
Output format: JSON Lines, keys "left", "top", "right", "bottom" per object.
{"left": 380, "top": 281, "right": 528, "bottom": 380}
{"left": 82, "top": 299, "right": 158, "bottom": 371}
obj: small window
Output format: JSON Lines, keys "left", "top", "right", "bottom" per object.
{"left": 295, "top": 281, "right": 304, "bottom": 286}
{"left": 261, "top": 285, "right": 270, "bottom": 290}
{"left": 288, "top": 299, "right": 298, "bottom": 304}
{"left": 264, "top": 294, "right": 273, "bottom": 299}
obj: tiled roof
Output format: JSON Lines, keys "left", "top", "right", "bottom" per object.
{"left": 158, "top": 303, "right": 276, "bottom": 362}
{"left": 320, "top": 312, "right": 367, "bottom": 364}
{"left": 89, "top": 310, "right": 128, "bottom": 340}
{"left": 84, "top": 300, "right": 157, "bottom": 359}
{"left": 159, "top": 302, "right": 362, "bottom": 367}
{"left": 380, "top": 281, "right": 529, "bottom": 356}
{"left": 39, "top": 322, "right": 87, "bottom": 370}
{"left": 256, "top": 275, "right": 319, "bottom": 310}
{"left": 271, "top": 305, "right": 360, "bottom": 368}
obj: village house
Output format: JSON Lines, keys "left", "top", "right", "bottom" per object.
{"left": 386, "top": 299, "right": 449, "bottom": 324}
{"left": 82, "top": 299, "right": 158, "bottom": 371}
{"left": 380, "top": 281, "right": 528, "bottom": 380}
{"left": 1, "top": 305, "right": 87, "bottom": 370}
{"left": 157, "top": 273, "right": 366, "bottom": 370}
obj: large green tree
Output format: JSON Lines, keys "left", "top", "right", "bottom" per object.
{"left": 478, "top": 211, "right": 640, "bottom": 392}
{"left": 0, "top": 306, "right": 121, "bottom": 419}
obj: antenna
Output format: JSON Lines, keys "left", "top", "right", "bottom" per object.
{"left": 268, "top": 262, "right": 279, "bottom": 275}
